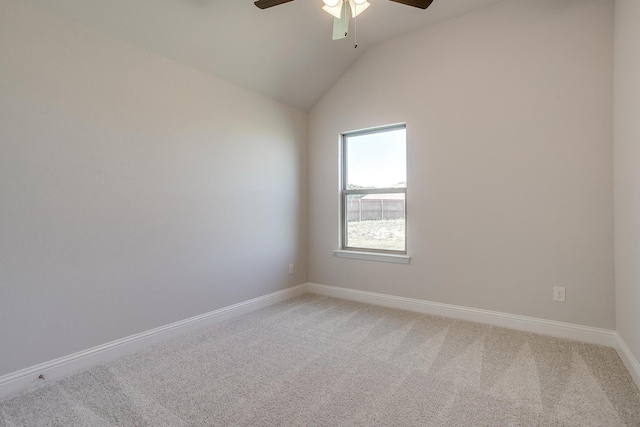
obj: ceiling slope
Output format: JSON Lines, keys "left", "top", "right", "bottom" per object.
{"left": 27, "top": 0, "right": 504, "bottom": 110}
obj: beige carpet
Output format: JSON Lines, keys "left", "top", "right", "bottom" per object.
{"left": 1, "top": 294, "right": 639, "bottom": 426}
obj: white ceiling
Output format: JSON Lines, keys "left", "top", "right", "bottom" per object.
{"left": 28, "top": 0, "right": 504, "bottom": 111}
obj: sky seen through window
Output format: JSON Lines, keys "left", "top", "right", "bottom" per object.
{"left": 346, "top": 128, "right": 406, "bottom": 189}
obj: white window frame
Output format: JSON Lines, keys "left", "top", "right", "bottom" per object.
{"left": 335, "top": 124, "right": 410, "bottom": 264}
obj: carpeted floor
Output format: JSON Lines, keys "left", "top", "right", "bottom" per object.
{"left": 1, "top": 294, "right": 640, "bottom": 426}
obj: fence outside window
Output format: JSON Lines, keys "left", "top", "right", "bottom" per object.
{"left": 346, "top": 196, "right": 406, "bottom": 222}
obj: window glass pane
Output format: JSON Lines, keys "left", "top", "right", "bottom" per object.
{"left": 346, "top": 128, "right": 406, "bottom": 190}
{"left": 345, "top": 193, "right": 405, "bottom": 251}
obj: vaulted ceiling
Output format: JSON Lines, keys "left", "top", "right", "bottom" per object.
{"left": 28, "top": 0, "right": 504, "bottom": 110}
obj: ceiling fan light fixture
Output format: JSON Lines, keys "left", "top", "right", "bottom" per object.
{"left": 349, "top": 0, "right": 370, "bottom": 17}
{"left": 349, "top": 0, "right": 371, "bottom": 18}
{"left": 323, "top": 0, "right": 369, "bottom": 22}
{"left": 322, "top": 3, "right": 344, "bottom": 19}
{"left": 255, "top": 0, "right": 436, "bottom": 45}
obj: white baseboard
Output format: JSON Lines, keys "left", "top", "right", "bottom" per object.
{"left": 0, "top": 283, "right": 307, "bottom": 401}
{"left": 2, "top": 282, "right": 631, "bottom": 402}
{"left": 614, "top": 333, "right": 640, "bottom": 391}
{"left": 308, "top": 283, "right": 616, "bottom": 347}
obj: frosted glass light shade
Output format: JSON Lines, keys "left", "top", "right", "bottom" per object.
{"left": 323, "top": 0, "right": 369, "bottom": 21}
{"left": 349, "top": 0, "right": 370, "bottom": 17}
{"left": 323, "top": 0, "right": 340, "bottom": 7}
{"left": 322, "top": 3, "right": 343, "bottom": 19}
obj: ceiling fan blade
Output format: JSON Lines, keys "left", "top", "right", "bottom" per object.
{"left": 388, "top": 0, "right": 434, "bottom": 9}
{"left": 254, "top": 0, "right": 295, "bottom": 9}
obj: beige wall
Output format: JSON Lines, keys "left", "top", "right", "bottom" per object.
{"left": 0, "top": 0, "right": 307, "bottom": 376}
{"left": 614, "top": 0, "right": 640, "bottom": 365}
{"left": 309, "top": 0, "right": 615, "bottom": 329}
{"left": 0, "top": 0, "right": 625, "bottom": 378}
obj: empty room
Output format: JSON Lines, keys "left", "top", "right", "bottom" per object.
{"left": 1, "top": 0, "right": 639, "bottom": 425}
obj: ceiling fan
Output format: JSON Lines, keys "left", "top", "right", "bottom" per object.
{"left": 254, "top": 0, "right": 435, "bottom": 43}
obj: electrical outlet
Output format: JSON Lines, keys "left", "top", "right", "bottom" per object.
{"left": 554, "top": 287, "right": 566, "bottom": 303}
{"left": 36, "top": 374, "right": 46, "bottom": 388}
{"left": 289, "top": 264, "right": 293, "bottom": 275}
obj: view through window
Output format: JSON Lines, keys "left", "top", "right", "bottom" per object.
{"left": 342, "top": 125, "right": 406, "bottom": 253}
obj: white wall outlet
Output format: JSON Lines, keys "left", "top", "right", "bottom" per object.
{"left": 289, "top": 264, "right": 293, "bottom": 275}
{"left": 554, "top": 286, "right": 566, "bottom": 303}
{"left": 35, "top": 374, "right": 47, "bottom": 388}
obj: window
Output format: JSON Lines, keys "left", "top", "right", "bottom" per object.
{"left": 340, "top": 124, "right": 407, "bottom": 256}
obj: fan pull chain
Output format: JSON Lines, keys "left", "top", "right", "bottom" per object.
{"left": 354, "top": 5, "right": 357, "bottom": 48}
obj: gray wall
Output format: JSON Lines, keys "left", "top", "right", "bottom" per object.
{"left": 614, "top": 0, "right": 640, "bottom": 368}
{"left": 308, "top": 0, "right": 616, "bottom": 329}
{"left": 0, "top": 0, "right": 308, "bottom": 376}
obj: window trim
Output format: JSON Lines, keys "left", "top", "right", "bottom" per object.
{"left": 340, "top": 124, "right": 408, "bottom": 256}
{"left": 333, "top": 249, "right": 411, "bottom": 264}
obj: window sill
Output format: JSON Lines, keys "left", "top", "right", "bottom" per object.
{"left": 333, "top": 250, "right": 411, "bottom": 264}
